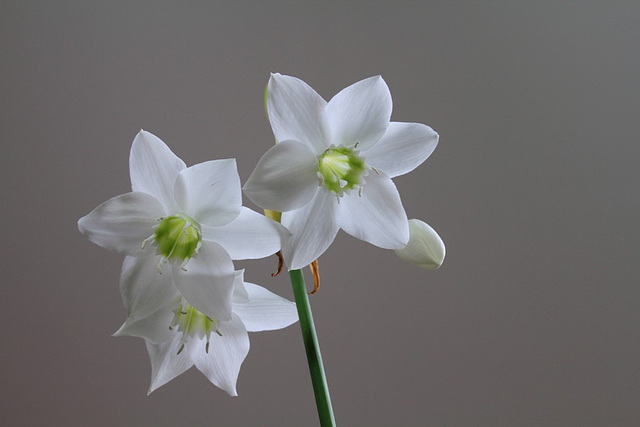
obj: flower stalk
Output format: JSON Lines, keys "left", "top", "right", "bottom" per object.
{"left": 289, "top": 269, "right": 335, "bottom": 426}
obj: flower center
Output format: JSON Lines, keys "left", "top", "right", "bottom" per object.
{"left": 317, "top": 146, "right": 366, "bottom": 195}
{"left": 144, "top": 214, "right": 202, "bottom": 271}
{"left": 170, "top": 300, "right": 222, "bottom": 355}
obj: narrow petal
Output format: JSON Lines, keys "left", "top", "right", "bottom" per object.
{"left": 192, "top": 314, "right": 249, "bottom": 396}
{"left": 363, "top": 122, "right": 439, "bottom": 178}
{"left": 243, "top": 140, "right": 319, "bottom": 212}
{"left": 78, "top": 192, "right": 164, "bottom": 255}
{"left": 174, "top": 159, "right": 242, "bottom": 227}
{"left": 281, "top": 191, "right": 340, "bottom": 270}
{"left": 267, "top": 73, "right": 328, "bottom": 152}
{"left": 233, "top": 282, "right": 298, "bottom": 332}
{"left": 114, "top": 303, "right": 178, "bottom": 344}
{"left": 324, "top": 76, "right": 392, "bottom": 150}
{"left": 395, "top": 219, "right": 445, "bottom": 270}
{"left": 119, "top": 255, "right": 180, "bottom": 319}
{"left": 172, "top": 241, "right": 235, "bottom": 321}
{"left": 203, "top": 207, "right": 290, "bottom": 260}
{"left": 336, "top": 170, "right": 409, "bottom": 249}
{"left": 129, "top": 130, "right": 185, "bottom": 212}
{"left": 146, "top": 332, "right": 195, "bottom": 394}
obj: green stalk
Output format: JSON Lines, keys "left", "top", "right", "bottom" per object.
{"left": 289, "top": 269, "right": 336, "bottom": 426}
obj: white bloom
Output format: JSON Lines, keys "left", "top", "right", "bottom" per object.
{"left": 78, "top": 130, "right": 288, "bottom": 322}
{"left": 115, "top": 270, "right": 298, "bottom": 395}
{"left": 395, "top": 219, "right": 445, "bottom": 270}
{"left": 244, "top": 74, "right": 439, "bottom": 269}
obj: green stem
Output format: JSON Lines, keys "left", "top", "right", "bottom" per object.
{"left": 289, "top": 269, "right": 336, "bottom": 426}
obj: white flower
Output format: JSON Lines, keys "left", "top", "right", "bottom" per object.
{"left": 78, "top": 130, "right": 288, "bottom": 322}
{"left": 244, "top": 74, "right": 439, "bottom": 269}
{"left": 395, "top": 219, "right": 445, "bottom": 270}
{"left": 115, "top": 270, "right": 298, "bottom": 395}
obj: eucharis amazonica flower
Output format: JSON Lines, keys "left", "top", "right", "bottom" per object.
{"left": 115, "top": 270, "right": 298, "bottom": 395}
{"left": 78, "top": 130, "right": 289, "bottom": 323}
{"left": 244, "top": 74, "right": 440, "bottom": 269}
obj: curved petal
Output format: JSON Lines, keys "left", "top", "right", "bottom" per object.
{"left": 233, "top": 282, "right": 298, "bottom": 332}
{"left": 281, "top": 190, "right": 340, "bottom": 270}
{"left": 113, "top": 303, "right": 178, "bottom": 344}
{"left": 119, "top": 255, "right": 180, "bottom": 319}
{"left": 243, "top": 140, "right": 319, "bottom": 212}
{"left": 192, "top": 314, "right": 249, "bottom": 396}
{"left": 363, "top": 122, "right": 439, "bottom": 178}
{"left": 324, "top": 75, "right": 392, "bottom": 150}
{"left": 395, "top": 219, "right": 445, "bottom": 270}
{"left": 203, "top": 208, "right": 290, "bottom": 260}
{"left": 336, "top": 170, "right": 409, "bottom": 249}
{"left": 173, "top": 241, "right": 235, "bottom": 322}
{"left": 232, "top": 270, "right": 249, "bottom": 303}
{"left": 174, "top": 159, "right": 241, "bottom": 227}
{"left": 146, "top": 332, "right": 195, "bottom": 394}
{"left": 78, "top": 192, "right": 164, "bottom": 255}
{"left": 267, "top": 73, "right": 328, "bottom": 152}
{"left": 129, "top": 130, "right": 185, "bottom": 212}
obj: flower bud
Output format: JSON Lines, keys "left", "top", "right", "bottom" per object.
{"left": 394, "top": 219, "right": 445, "bottom": 270}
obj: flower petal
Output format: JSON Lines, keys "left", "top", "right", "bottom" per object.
{"left": 267, "top": 73, "right": 328, "bottom": 152}
{"left": 281, "top": 190, "right": 340, "bottom": 270}
{"left": 172, "top": 240, "right": 235, "bottom": 321}
{"left": 146, "top": 332, "right": 195, "bottom": 394}
{"left": 363, "top": 122, "right": 439, "bottom": 178}
{"left": 395, "top": 219, "right": 445, "bottom": 270}
{"left": 232, "top": 270, "right": 249, "bottom": 303}
{"left": 119, "top": 255, "right": 180, "bottom": 319}
{"left": 233, "top": 282, "right": 298, "bottom": 332}
{"left": 192, "top": 314, "right": 249, "bottom": 396}
{"left": 336, "top": 170, "right": 409, "bottom": 249}
{"left": 174, "top": 159, "right": 242, "bottom": 227}
{"left": 203, "top": 207, "right": 290, "bottom": 260}
{"left": 78, "top": 192, "right": 164, "bottom": 255}
{"left": 113, "top": 303, "right": 178, "bottom": 344}
{"left": 243, "top": 140, "right": 319, "bottom": 212}
{"left": 324, "top": 75, "right": 392, "bottom": 150}
{"left": 129, "top": 130, "right": 185, "bottom": 212}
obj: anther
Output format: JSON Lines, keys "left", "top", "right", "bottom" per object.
{"left": 177, "top": 343, "right": 185, "bottom": 355}
{"left": 205, "top": 341, "right": 210, "bottom": 354}
{"left": 371, "top": 166, "right": 380, "bottom": 175}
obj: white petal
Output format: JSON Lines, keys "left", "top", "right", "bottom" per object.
{"left": 281, "top": 190, "right": 340, "bottom": 270}
{"left": 192, "top": 314, "right": 249, "bottom": 396}
{"left": 129, "top": 130, "right": 185, "bottom": 212}
{"left": 233, "top": 282, "right": 298, "bottom": 332}
{"left": 172, "top": 241, "right": 235, "bottom": 321}
{"left": 243, "top": 140, "right": 319, "bottom": 212}
{"left": 203, "top": 208, "right": 290, "bottom": 260}
{"left": 119, "top": 255, "right": 180, "bottom": 319}
{"left": 146, "top": 332, "right": 195, "bottom": 394}
{"left": 267, "top": 73, "right": 328, "bottom": 152}
{"left": 174, "top": 159, "right": 242, "bottom": 227}
{"left": 336, "top": 170, "right": 409, "bottom": 249}
{"left": 363, "top": 122, "right": 439, "bottom": 178}
{"left": 395, "top": 219, "right": 445, "bottom": 270}
{"left": 232, "top": 270, "right": 249, "bottom": 303}
{"left": 113, "top": 303, "right": 178, "bottom": 344}
{"left": 324, "top": 76, "right": 392, "bottom": 150}
{"left": 78, "top": 192, "right": 164, "bottom": 255}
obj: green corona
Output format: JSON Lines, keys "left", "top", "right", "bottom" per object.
{"left": 171, "top": 302, "right": 221, "bottom": 355}
{"left": 145, "top": 214, "right": 202, "bottom": 269}
{"left": 317, "top": 146, "right": 366, "bottom": 195}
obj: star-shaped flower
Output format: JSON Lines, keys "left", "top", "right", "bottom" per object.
{"left": 115, "top": 270, "right": 298, "bottom": 395}
{"left": 78, "top": 130, "right": 288, "bottom": 322}
{"left": 244, "top": 74, "right": 439, "bottom": 269}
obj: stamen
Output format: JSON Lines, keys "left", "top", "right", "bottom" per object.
{"left": 371, "top": 166, "right": 380, "bottom": 175}
{"left": 205, "top": 341, "right": 210, "bottom": 354}
{"left": 354, "top": 141, "right": 360, "bottom": 148}
{"left": 177, "top": 343, "right": 185, "bottom": 355}
{"left": 358, "top": 187, "right": 363, "bottom": 197}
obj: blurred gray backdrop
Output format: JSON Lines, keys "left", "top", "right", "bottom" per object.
{"left": 2, "top": 1, "right": 639, "bottom": 426}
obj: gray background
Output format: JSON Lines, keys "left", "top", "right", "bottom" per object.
{"left": 2, "top": 1, "right": 639, "bottom": 426}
